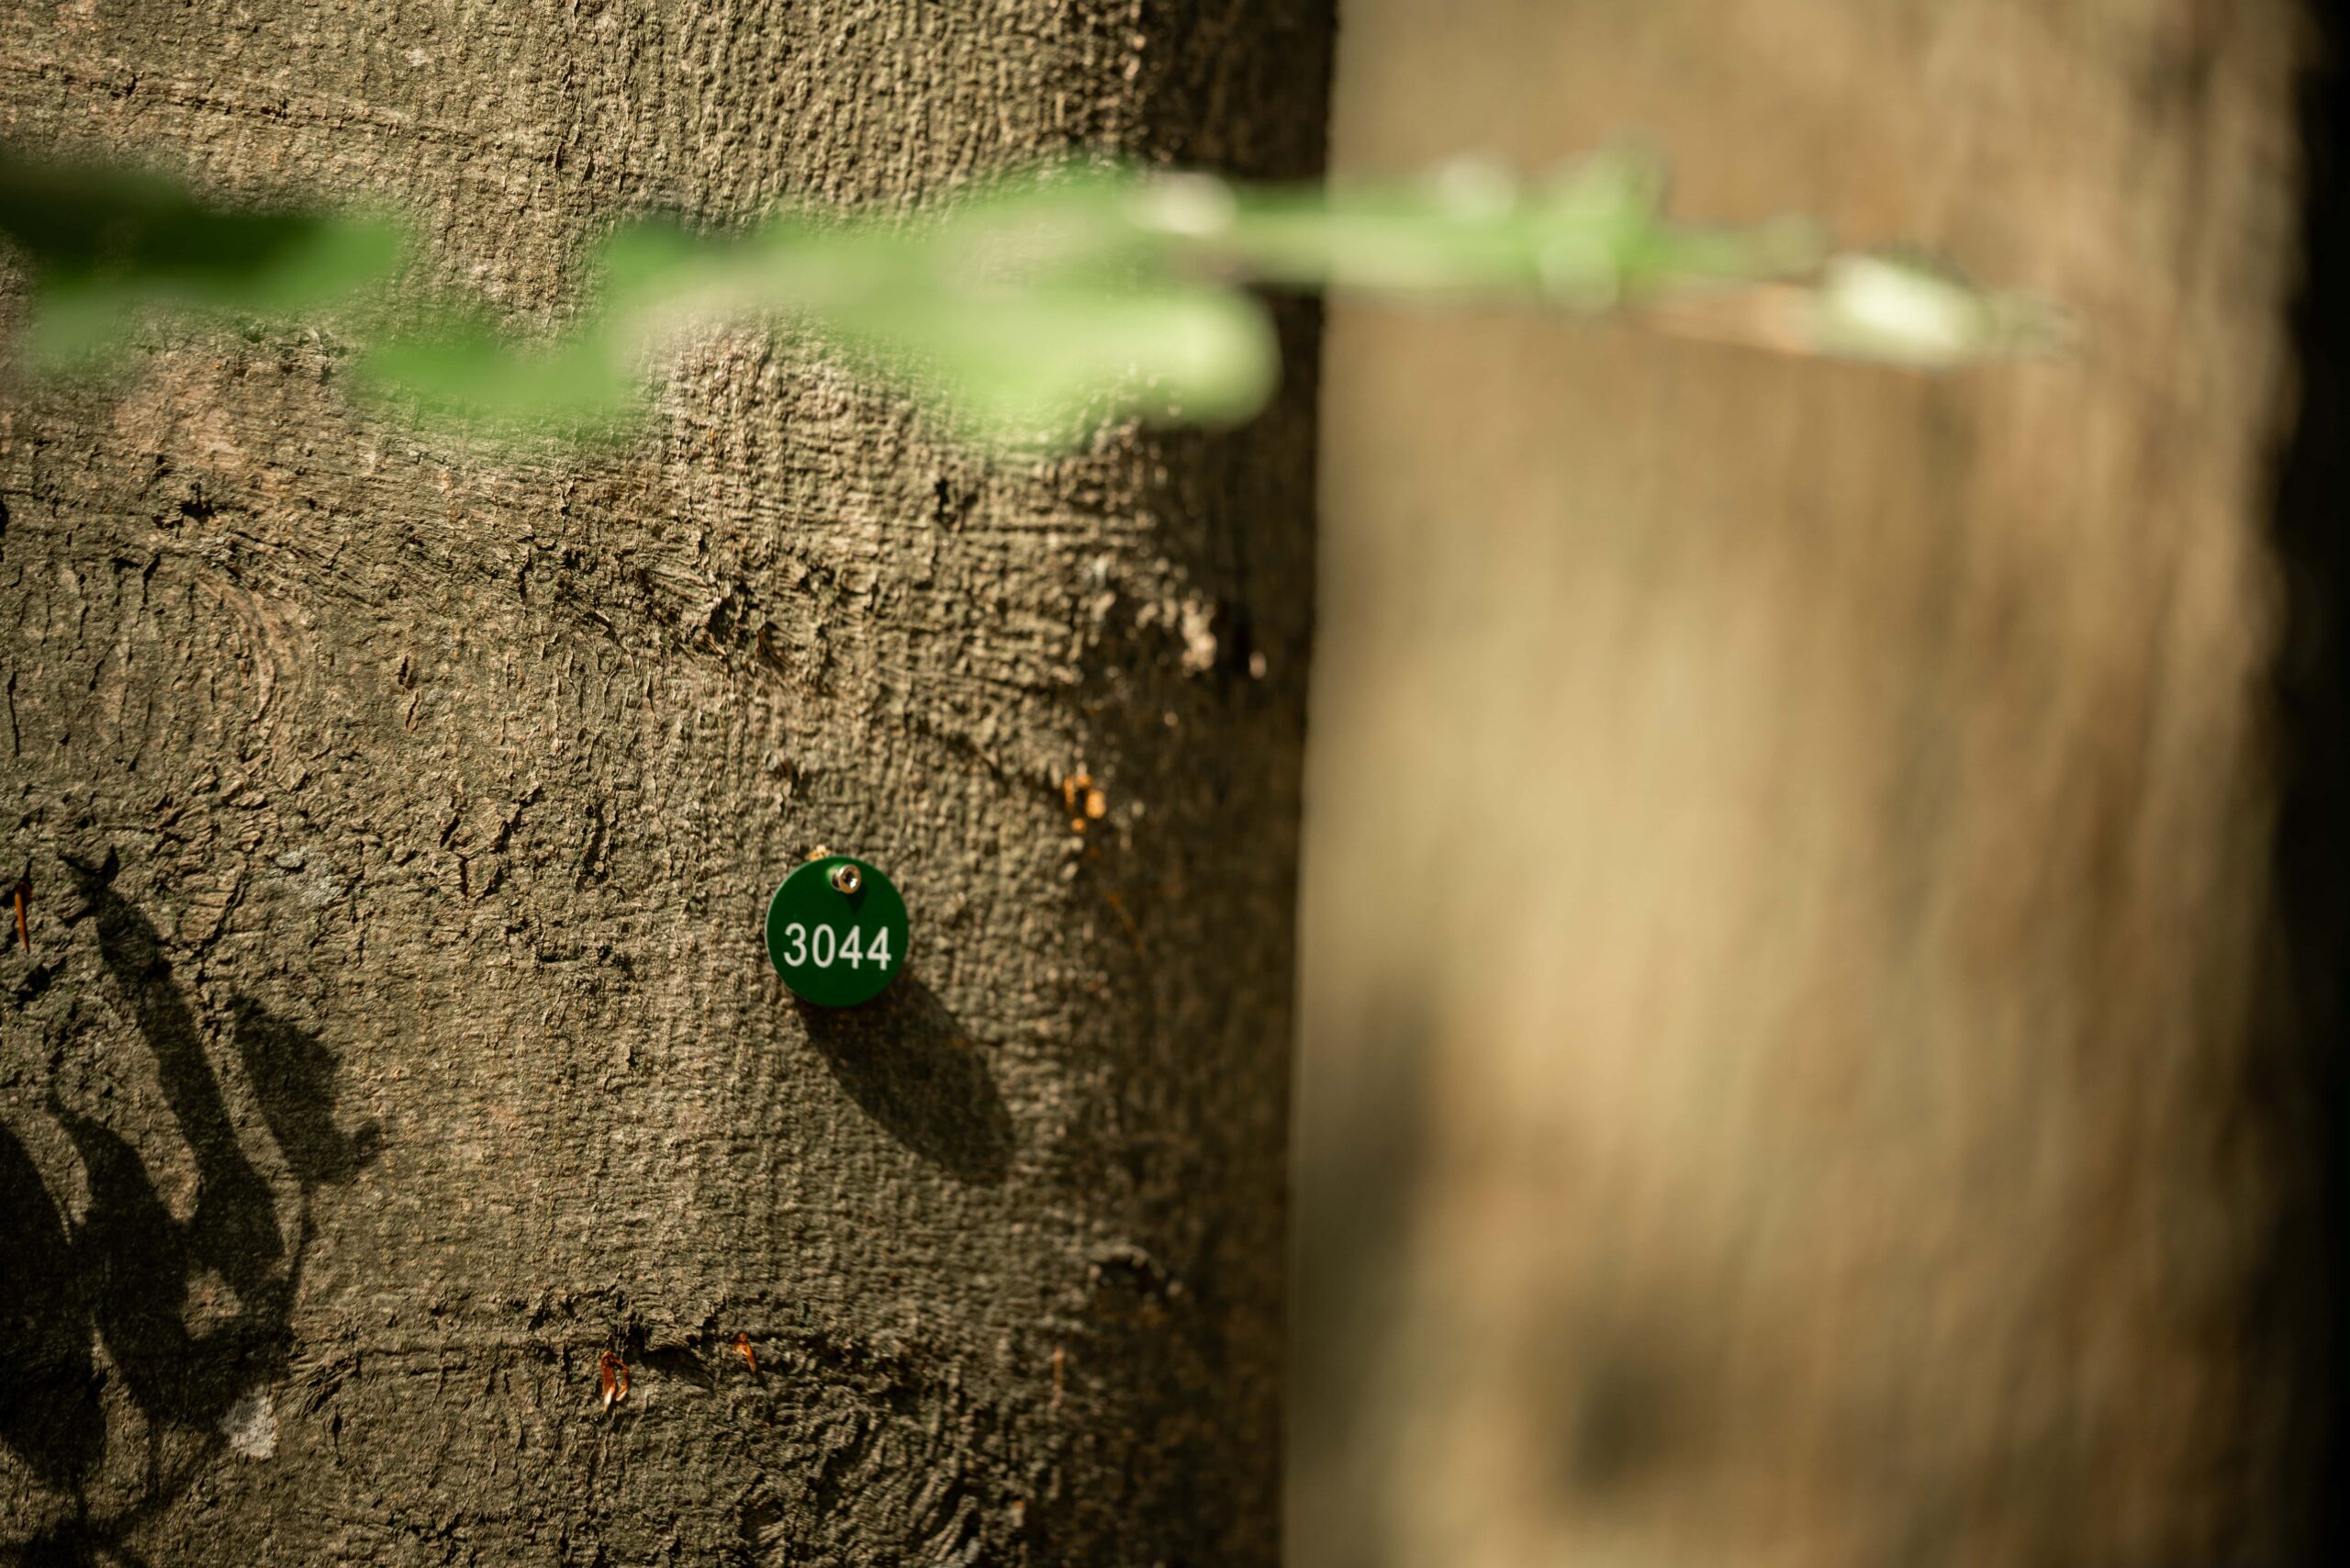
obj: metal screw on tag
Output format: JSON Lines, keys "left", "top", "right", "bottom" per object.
{"left": 766, "top": 855, "right": 908, "bottom": 1007}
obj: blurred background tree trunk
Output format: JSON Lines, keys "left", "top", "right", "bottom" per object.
{"left": 1295, "top": 2, "right": 2337, "bottom": 1565}
{"left": 0, "top": 4, "right": 1329, "bottom": 1562}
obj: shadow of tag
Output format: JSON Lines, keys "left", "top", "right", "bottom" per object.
{"left": 797, "top": 975, "right": 1013, "bottom": 1185}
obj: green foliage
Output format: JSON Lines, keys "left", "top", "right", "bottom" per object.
{"left": 0, "top": 144, "right": 2065, "bottom": 454}
{"left": 0, "top": 150, "right": 402, "bottom": 370}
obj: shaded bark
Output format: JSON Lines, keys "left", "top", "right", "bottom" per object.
{"left": 0, "top": 5, "right": 1331, "bottom": 1562}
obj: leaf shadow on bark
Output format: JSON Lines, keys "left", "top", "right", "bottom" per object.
{"left": 0, "top": 1120, "right": 104, "bottom": 1491}
{"left": 230, "top": 996, "right": 384, "bottom": 1188}
{"left": 67, "top": 855, "right": 286, "bottom": 1306}
{"left": 1, "top": 852, "right": 379, "bottom": 1563}
{"left": 797, "top": 975, "right": 1013, "bottom": 1183}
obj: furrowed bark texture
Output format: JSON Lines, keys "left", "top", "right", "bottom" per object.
{"left": 0, "top": 6, "right": 1331, "bottom": 1564}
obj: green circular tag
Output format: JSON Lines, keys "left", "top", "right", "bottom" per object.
{"left": 765, "top": 856, "right": 909, "bottom": 1007}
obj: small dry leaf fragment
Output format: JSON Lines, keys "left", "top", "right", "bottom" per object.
{"left": 11, "top": 877, "right": 28, "bottom": 953}
{"left": 599, "top": 1350, "right": 629, "bottom": 1411}
{"left": 733, "top": 1333, "right": 757, "bottom": 1372}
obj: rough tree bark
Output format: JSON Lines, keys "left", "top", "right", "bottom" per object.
{"left": 1, "top": 5, "right": 1331, "bottom": 1563}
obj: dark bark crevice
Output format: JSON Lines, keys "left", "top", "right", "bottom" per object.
{"left": 2267, "top": 3, "right": 2350, "bottom": 1556}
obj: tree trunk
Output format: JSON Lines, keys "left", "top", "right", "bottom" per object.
{"left": 1297, "top": 2, "right": 2332, "bottom": 1564}
{"left": 1, "top": 6, "right": 1331, "bottom": 1563}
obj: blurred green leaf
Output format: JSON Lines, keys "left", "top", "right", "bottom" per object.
{"left": 0, "top": 148, "right": 402, "bottom": 370}
{"left": 355, "top": 322, "right": 642, "bottom": 437}
{"left": 1207, "top": 148, "right": 1824, "bottom": 308}
{"left": 1807, "top": 252, "right": 2071, "bottom": 366}
{"left": 0, "top": 143, "right": 2062, "bottom": 454}
{"left": 835, "top": 280, "right": 1278, "bottom": 449}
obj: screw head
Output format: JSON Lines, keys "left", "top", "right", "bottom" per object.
{"left": 828, "top": 863, "right": 862, "bottom": 896}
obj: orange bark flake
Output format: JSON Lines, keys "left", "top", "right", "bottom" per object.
{"left": 1059, "top": 770, "right": 1107, "bottom": 834}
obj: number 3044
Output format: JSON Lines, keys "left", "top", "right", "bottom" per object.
{"left": 776, "top": 922, "right": 891, "bottom": 969}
